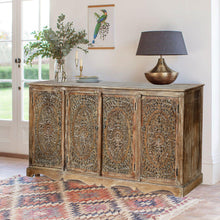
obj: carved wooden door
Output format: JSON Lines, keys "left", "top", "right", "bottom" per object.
{"left": 66, "top": 92, "right": 100, "bottom": 174}
{"left": 141, "top": 96, "right": 179, "bottom": 183}
{"left": 102, "top": 95, "right": 136, "bottom": 179}
{"left": 30, "top": 87, "right": 64, "bottom": 169}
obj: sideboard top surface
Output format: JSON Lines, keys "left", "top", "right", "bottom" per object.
{"left": 29, "top": 80, "right": 203, "bottom": 92}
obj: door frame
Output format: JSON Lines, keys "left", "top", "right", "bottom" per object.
{"left": 0, "top": 0, "right": 50, "bottom": 155}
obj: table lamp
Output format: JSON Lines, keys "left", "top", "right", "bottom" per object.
{"left": 136, "top": 31, "right": 187, "bottom": 84}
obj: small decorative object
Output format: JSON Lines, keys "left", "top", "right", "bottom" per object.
{"left": 79, "top": 59, "right": 83, "bottom": 77}
{"left": 88, "top": 5, "right": 115, "bottom": 49}
{"left": 74, "top": 50, "right": 81, "bottom": 77}
{"left": 24, "top": 14, "right": 90, "bottom": 82}
{"left": 136, "top": 31, "right": 188, "bottom": 85}
{"left": 62, "top": 69, "right": 67, "bottom": 82}
{"left": 75, "top": 50, "right": 79, "bottom": 68}
{"left": 75, "top": 53, "right": 99, "bottom": 83}
{"left": 75, "top": 57, "right": 84, "bottom": 78}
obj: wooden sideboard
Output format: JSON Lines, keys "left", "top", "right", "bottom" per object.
{"left": 27, "top": 81, "right": 203, "bottom": 196}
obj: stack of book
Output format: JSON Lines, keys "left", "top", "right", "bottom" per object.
{"left": 76, "top": 76, "right": 99, "bottom": 83}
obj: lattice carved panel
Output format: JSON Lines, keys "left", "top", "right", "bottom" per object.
{"left": 141, "top": 97, "right": 178, "bottom": 180}
{"left": 102, "top": 96, "right": 135, "bottom": 175}
{"left": 33, "top": 90, "right": 63, "bottom": 168}
{"left": 67, "top": 93, "right": 99, "bottom": 172}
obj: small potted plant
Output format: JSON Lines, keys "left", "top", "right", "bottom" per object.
{"left": 24, "top": 14, "right": 90, "bottom": 82}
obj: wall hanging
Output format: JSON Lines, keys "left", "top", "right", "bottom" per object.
{"left": 88, "top": 4, "right": 115, "bottom": 49}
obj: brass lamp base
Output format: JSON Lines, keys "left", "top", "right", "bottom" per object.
{"left": 145, "top": 57, "right": 178, "bottom": 85}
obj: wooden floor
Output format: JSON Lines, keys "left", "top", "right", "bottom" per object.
{"left": 0, "top": 156, "right": 220, "bottom": 220}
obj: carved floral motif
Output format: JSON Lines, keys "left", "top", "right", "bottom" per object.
{"left": 67, "top": 93, "right": 98, "bottom": 172}
{"left": 102, "top": 96, "right": 135, "bottom": 175}
{"left": 33, "top": 90, "right": 63, "bottom": 168}
{"left": 141, "top": 97, "right": 178, "bottom": 180}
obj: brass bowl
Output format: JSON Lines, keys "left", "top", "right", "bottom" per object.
{"left": 145, "top": 72, "right": 178, "bottom": 85}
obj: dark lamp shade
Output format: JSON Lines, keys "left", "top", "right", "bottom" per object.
{"left": 136, "top": 31, "right": 188, "bottom": 56}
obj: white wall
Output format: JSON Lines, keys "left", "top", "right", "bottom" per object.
{"left": 50, "top": 0, "right": 219, "bottom": 184}
{"left": 211, "top": 0, "right": 220, "bottom": 184}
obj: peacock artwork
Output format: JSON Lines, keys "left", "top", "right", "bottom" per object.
{"left": 88, "top": 5, "right": 115, "bottom": 49}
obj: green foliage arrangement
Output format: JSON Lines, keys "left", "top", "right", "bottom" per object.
{"left": 24, "top": 14, "right": 90, "bottom": 64}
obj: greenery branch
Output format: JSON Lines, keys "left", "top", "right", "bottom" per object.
{"left": 24, "top": 14, "right": 91, "bottom": 65}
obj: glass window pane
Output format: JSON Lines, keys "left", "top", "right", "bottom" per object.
{"left": 22, "top": 0, "right": 50, "bottom": 82}
{"left": 23, "top": 82, "right": 29, "bottom": 121}
{"left": 0, "top": 82, "right": 12, "bottom": 120}
{"left": 22, "top": 0, "right": 39, "bottom": 40}
{"left": 41, "top": 58, "right": 49, "bottom": 80}
{"left": 23, "top": 41, "right": 39, "bottom": 79}
{"left": 40, "top": 0, "right": 50, "bottom": 29}
{"left": 24, "top": 62, "right": 39, "bottom": 80}
{"left": 0, "top": 42, "right": 12, "bottom": 79}
{"left": 0, "top": 2, "right": 12, "bottom": 41}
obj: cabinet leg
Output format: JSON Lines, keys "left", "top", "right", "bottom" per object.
{"left": 26, "top": 168, "right": 34, "bottom": 177}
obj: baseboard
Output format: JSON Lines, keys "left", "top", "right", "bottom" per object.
{"left": 213, "top": 162, "right": 220, "bottom": 184}
{"left": 0, "top": 152, "right": 28, "bottom": 159}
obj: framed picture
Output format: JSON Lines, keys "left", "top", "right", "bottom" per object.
{"left": 88, "top": 4, "right": 115, "bottom": 49}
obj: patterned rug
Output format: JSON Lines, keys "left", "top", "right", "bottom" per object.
{"left": 0, "top": 176, "right": 200, "bottom": 220}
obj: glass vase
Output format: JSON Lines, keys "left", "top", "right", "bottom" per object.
{"left": 54, "top": 58, "right": 66, "bottom": 82}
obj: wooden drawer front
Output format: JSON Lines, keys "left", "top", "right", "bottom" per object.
{"left": 141, "top": 96, "right": 178, "bottom": 181}
{"left": 102, "top": 95, "right": 136, "bottom": 178}
{"left": 66, "top": 93, "right": 99, "bottom": 173}
{"left": 32, "top": 89, "right": 63, "bottom": 168}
